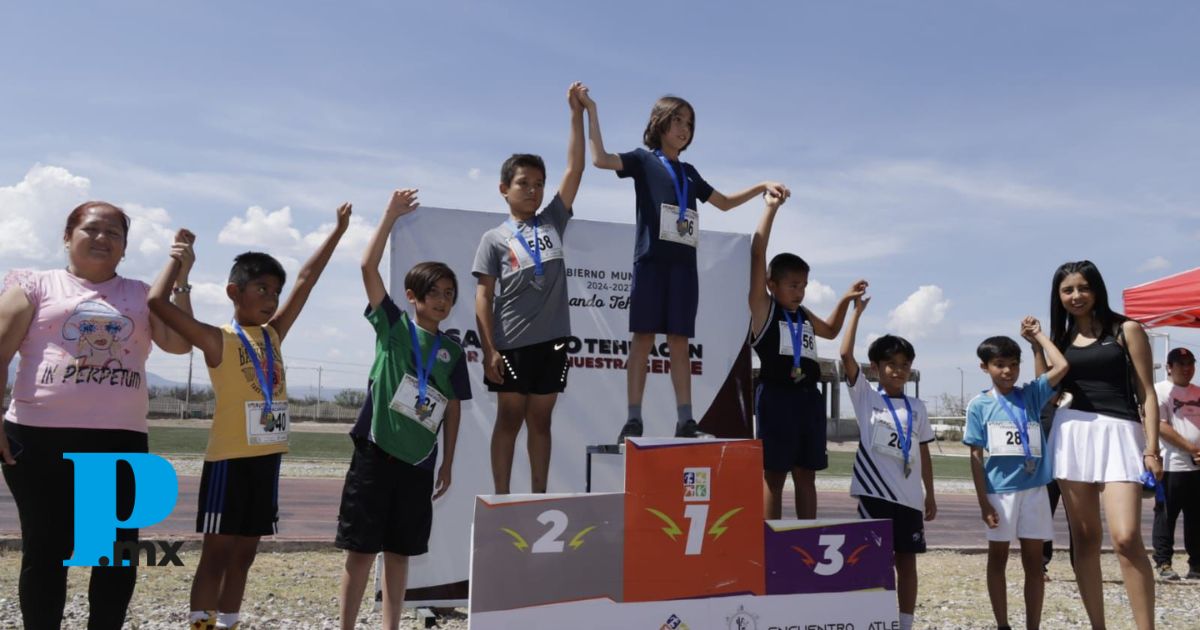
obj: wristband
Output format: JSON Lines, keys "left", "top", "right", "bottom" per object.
{"left": 172, "top": 284, "right": 192, "bottom": 295}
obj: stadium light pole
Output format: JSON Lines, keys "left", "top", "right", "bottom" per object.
{"left": 956, "top": 367, "right": 964, "bottom": 416}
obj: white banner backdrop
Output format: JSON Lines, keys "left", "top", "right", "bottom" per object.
{"left": 388, "top": 207, "right": 750, "bottom": 596}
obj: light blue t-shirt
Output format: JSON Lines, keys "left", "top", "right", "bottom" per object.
{"left": 963, "top": 374, "right": 1055, "bottom": 494}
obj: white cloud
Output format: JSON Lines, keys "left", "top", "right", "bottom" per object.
{"left": 804, "top": 279, "right": 837, "bottom": 308}
{"left": 0, "top": 164, "right": 91, "bottom": 260}
{"left": 887, "top": 285, "right": 951, "bottom": 340}
{"left": 218, "top": 206, "right": 303, "bottom": 250}
{"left": 303, "top": 215, "right": 374, "bottom": 262}
{"left": 219, "top": 205, "right": 372, "bottom": 263}
{"left": 0, "top": 165, "right": 180, "bottom": 280}
{"left": 468, "top": 168, "right": 481, "bottom": 180}
{"left": 190, "top": 281, "right": 230, "bottom": 307}
{"left": 1138, "top": 255, "right": 1170, "bottom": 272}
{"left": 123, "top": 202, "right": 176, "bottom": 259}
{"left": 855, "top": 160, "right": 1081, "bottom": 209}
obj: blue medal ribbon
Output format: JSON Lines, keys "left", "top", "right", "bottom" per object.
{"left": 992, "top": 388, "right": 1035, "bottom": 466}
{"left": 406, "top": 317, "right": 442, "bottom": 413}
{"left": 781, "top": 307, "right": 805, "bottom": 375}
{"left": 506, "top": 217, "right": 543, "bottom": 277}
{"left": 654, "top": 150, "right": 689, "bottom": 227}
{"left": 232, "top": 320, "right": 275, "bottom": 414}
{"left": 879, "top": 387, "right": 914, "bottom": 467}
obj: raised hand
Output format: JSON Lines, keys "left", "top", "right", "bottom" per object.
{"left": 853, "top": 293, "right": 871, "bottom": 312}
{"left": 844, "top": 279, "right": 869, "bottom": 302}
{"left": 763, "top": 188, "right": 786, "bottom": 209}
{"left": 576, "top": 83, "right": 595, "bottom": 110}
{"left": 335, "top": 202, "right": 352, "bottom": 233}
{"left": 171, "top": 229, "right": 196, "bottom": 276}
{"left": 763, "top": 181, "right": 791, "bottom": 201}
{"left": 386, "top": 189, "right": 420, "bottom": 218}
{"left": 568, "top": 81, "right": 585, "bottom": 113}
{"left": 1020, "top": 316, "right": 1041, "bottom": 342}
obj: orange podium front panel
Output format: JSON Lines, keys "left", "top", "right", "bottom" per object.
{"left": 622, "top": 437, "right": 765, "bottom": 602}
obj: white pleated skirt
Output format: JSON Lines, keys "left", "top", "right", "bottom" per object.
{"left": 1051, "top": 408, "right": 1146, "bottom": 483}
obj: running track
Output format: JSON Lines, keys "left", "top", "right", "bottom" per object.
{"left": 0, "top": 476, "right": 1172, "bottom": 549}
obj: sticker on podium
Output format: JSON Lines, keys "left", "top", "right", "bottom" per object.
{"left": 470, "top": 493, "right": 623, "bottom": 614}
{"left": 765, "top": 518, "right": 896, "bottom": 595}
{"left": 623, "top": 438, "right": 765, "bottom": 601}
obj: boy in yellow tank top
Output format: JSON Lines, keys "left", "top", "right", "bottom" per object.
{"left": 148, "top": 203, "right": 351, "bottom": 630}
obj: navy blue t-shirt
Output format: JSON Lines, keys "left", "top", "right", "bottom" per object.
{"left": 617, "top": 148, "right": 714, "bottom": 264}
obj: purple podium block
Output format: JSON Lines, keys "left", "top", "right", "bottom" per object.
{"left": 764, "top": 518, "right": 896, "bottom": 595}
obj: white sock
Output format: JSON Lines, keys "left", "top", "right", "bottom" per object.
{"left": 189, "top": 611, "right": 211, "bottom": 623}
{"left": 899, "top": 612, "right": 914, "bottom": 630}
{"left": 216, "top": 612, "right": 240, "bottom": 628}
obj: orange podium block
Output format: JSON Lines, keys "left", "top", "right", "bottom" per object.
{"left": 622, "top": 438, "right": 765, "bottom": 602}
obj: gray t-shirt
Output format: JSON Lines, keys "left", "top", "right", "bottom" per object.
{"left": 472, "top": 194, "right": 572, "bottom": 350}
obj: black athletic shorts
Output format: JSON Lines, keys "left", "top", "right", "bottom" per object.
{"left": 485, "top": 337, "right": 570, "bottom": 395}
{"left": 196, "top": 453, "right": 282, "bottom": 537}
{"left": 335, "top": 436, "right": 435, "bottom": 556}
{"left": 857, "top": 495, "right": 927, "bottom": 554}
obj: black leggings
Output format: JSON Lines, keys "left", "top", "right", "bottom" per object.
{"left": 1, "top": 420, "right": 146, "bottom": 630}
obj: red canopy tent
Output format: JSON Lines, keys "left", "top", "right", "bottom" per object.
{"left": 1123, "top": 267, "right": 1200, "bottom": 328}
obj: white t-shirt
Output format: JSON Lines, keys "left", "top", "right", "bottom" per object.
{"left": 847, "top": 372, "right": 935, "bottom": 512}
{"left": 1155, "top": 380, "right": 1200, "bottom": 472}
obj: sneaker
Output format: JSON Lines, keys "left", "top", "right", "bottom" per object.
{"left": 1186, "top": 568, "right": 1200, "bottom": 580}
{"left": 674, "top": 419, "right": 712, "bottom": 439}
{"left": 1158, "top": 564, "right": 1181, "bottom": 580}
{"left": 617, "top": 418, "right": 643, "bottom": 444}
{"left": 190, "top": 612, "right": 216, "bottom": 630}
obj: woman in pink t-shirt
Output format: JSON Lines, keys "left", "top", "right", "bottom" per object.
{"left": 0, "top": 201, "right": 195, "bottom": 630}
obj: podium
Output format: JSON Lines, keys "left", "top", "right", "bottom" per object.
{"left": 470, "top": 438, "right": 899, "bottom": 629}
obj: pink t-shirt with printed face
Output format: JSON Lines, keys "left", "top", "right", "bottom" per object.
{"left": 4, "top": 268, "right": 152, "bottom": 432}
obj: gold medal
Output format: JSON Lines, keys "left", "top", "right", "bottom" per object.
{"left": 416, "top": 402, "right": 432, "bottom": 421}
{"left": 790, "top": 366, "right": 804, "bottom": 382}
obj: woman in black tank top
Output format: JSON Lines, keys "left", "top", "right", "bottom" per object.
{"left": 1047, "top": 260, "right": 1161, "bottom": 629}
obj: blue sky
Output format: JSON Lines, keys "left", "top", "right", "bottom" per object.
{"left": 3, "top": 1, "right": 1199, "bottom": 412}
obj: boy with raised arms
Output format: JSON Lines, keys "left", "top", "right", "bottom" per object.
{"left": 963, "top": 319, "right": 1069, "bottom": 630}
{"left": 840, "top": 294, "right": 935, "bottom": 630}
{"left": 148, "top": 204, "right": 351, "bottom": 630}
{"left": 336, "top": 190, "right": 471, "bottom": 630}
{"left": 748, "top": 190, "right": 866, "bottom": 519}
{"left": 473, "top": 82, "right": 586, "bottom": 494}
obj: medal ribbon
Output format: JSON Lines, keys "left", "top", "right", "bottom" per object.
{"left": 506, "top": 217, "right": 543, "bottom": 277}
{"left": 781, "top": 307, "right": 805, "bottom": 374}
{"left": 232, "top": 320, "right": 275, "bottom": 413}
{"left": 992, "top": 388, "right": 1034, "bottom": 464}
{"left": 407, "top": 317, "right": 442, "bottom": 411}
{"left": 879, "top": 387, "right": 914, "bottom": 466}
{"left": 654, "top": 150, "right": 689, "bottom": 226}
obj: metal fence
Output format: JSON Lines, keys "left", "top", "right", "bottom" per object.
{"left": 828, "top": 415, "right": 965, "bottom": 442}
{"left": 147, "top": 397, "right": 359, "bottom": 423}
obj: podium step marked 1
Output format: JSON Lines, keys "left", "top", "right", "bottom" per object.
{"left": 470, "top": 438, "right": 899, "bottom": 629}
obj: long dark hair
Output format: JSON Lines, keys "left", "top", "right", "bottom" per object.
{"left": 642, "top": 95, "right": 695, "bottom": 152}
{"left": 1049, "top": 260, "right": 1128, "bottom": 349}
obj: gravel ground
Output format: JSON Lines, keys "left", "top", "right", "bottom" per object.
{"left": 2, "top": 548, "right": 1198, "bottom": 629}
